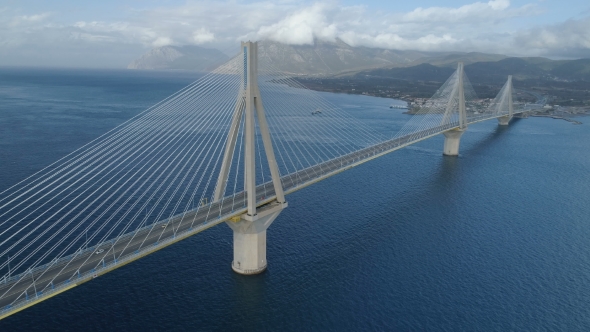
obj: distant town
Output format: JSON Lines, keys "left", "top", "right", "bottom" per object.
{"left": 297, "top": 76, "right": 590, "bottom": 124}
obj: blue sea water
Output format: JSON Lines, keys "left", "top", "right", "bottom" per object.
{"left": 0, "top": 68, "right": 590, "bottom": 331}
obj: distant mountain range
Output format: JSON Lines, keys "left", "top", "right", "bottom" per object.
{"left": 127, "top": 39, "right": 590, "bottom": 81}
{"left": 128, "top": 39, "right": 429, "bottom": 74}
{"left": 362, "top": 57, "right": 590, "bottom": 83}
{"left": 406, "top": 52, "right": 508, "bottom": 68}
{"left": 256, "top": 39, "right": 429, "bottom": 76}
{"left": 127, "top": 45, "right": 229, "bottom": 71}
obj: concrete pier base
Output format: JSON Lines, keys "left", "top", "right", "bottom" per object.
{"left": 497, "top": 115, "right": 512, "bottom": 126}
{"left": 226, "top": 202, "right": 286, "bottom": 275}
{"left": 443, "top": 129, "right": 466, "bottom": 156}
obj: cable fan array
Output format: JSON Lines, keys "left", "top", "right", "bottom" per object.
{"left": 392, "top": 66, "right": 474, "bottom": 141}
{"left": 474, "top": 77, "right": 519, "bottom": 122}
{"left": 393, "top": 67, "right": 517, "bottom": 142}
{"left": 0, "top": 55, "right": 246, "bottom": 296}
{"left": 0, "top": 49, "right": 395, "bottom": 307}
{"left": 0, "top": 46, "right": 518, "bottom": 310}
{"left": 251, "top": 53, "right": 389, "bottom": 188}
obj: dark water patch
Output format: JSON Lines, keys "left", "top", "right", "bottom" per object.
{"left": 0, "top": 69, "right": 589, "bottom": 331}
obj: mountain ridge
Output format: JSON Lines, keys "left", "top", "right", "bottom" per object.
{"left": 127, "top": 45, "right": 229, "bottom": 71}
{"left": 128, "top": 40, "right": 590, "bottom": 82}
{"left": 359, "top": 57, "right": 590, "bottom": 83}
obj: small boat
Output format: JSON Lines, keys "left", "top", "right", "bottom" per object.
{"left": 389, "top": 104, "right": 408, "bottom": 109}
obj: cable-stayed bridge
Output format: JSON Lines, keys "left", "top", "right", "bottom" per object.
{"left": 0, "top": 41, "right": 527, "bottom": 319}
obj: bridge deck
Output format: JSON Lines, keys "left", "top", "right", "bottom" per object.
{"left": 0, "top": 112, "right": 525, "bottom": 319}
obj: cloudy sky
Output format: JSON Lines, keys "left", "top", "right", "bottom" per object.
{"left": 1, "top": 0, "right": 589, "bottom": 68}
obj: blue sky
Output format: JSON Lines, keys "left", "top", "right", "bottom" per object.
{"left": 1, "top": 0, "right": 589, "bottom": 67}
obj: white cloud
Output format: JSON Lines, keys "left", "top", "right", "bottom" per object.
{"left": 152, "top": 36, "right": 174, "bottom": 47}
{"left": 17, "top": 13, "right": 51, "bottom": 22}
{"left": 8, "top": 11, "right": 51, "bottom": 28}
{"left": 514, "top": 16, "right": 590, "bottom": 57}
{"left": 193, "top": 28, "right": 214, "bottom": 44}
{"left": 257, "top": 3, "right": 337, "bottom": 45}
{"left": 401, "top": 0, "right": 534, "bottom": 24}
{"left": 0, "top": 1, "right": 587, "bottom": 67}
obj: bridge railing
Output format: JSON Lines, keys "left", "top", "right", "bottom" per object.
{"left": 0, "top": 121, "right": 462, "bottom": 292}
{"left": 0, "top": 195, "right": 248, "bottom": 316}
{"left": 0, "top": 119, "right": 489, "bottom": 315}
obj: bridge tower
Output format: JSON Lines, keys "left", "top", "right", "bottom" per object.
{"left": 443, "top": 62, "right": 467, "bottom": 156}
{"left": 497, "top": 75, "right": 514, "bottom": 126}
{"left": 214, "top": 41, "right": 287, "bottom": 275}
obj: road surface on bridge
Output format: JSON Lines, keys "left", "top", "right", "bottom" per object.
{"left": 0, "top": 115, "right": 523, "bottom": 313}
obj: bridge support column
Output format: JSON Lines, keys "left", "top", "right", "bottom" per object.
{"left": 216, "top": 41, "right": 288, "bottom": 275}
{"left": 497, "top": 75, "right": 514, "bottom": 126}
{"left": 443, "top": 128, "right": 465, "bottom": 156}
{"left": 226, "top": 202, "right": 286, "bottom": 274}
{"left": 441, "top": 62, "right": 467, "bottom": 156}
{"left": 497, "top": 115, "right": 512, "bottom": 126}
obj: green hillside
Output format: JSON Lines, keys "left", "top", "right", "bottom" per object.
{"left": 463, "top": 58, "right": 548, "bottom": 83}
{"left": 409, "top": 52, "right": 508, "bottom": 68}
{"left": 359, "top": 57, "right": 590, "bottom": 83}
{"left": 356, "top": 63, "right": 455, "bottom": 82}
{"left": 550, "top": 59, "right": 590, "bottom": 79}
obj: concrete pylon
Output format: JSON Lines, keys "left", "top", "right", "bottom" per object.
{"left": 497, "top": 115, "right": 511, "bottom": 126}
{"left": 214, "top": 41, "right": 287, "bottom": 275}
{"left": 443, "top": 128, "right": 465, "bottom": 156}
{"left": 498, "top": 75, "right": 513, "bottom": 126}
{"left": 443, "top": 62, "right": 467, "bottom": 156}
{"left": 226, "top": 202, "right": 283, "bottom": 274}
